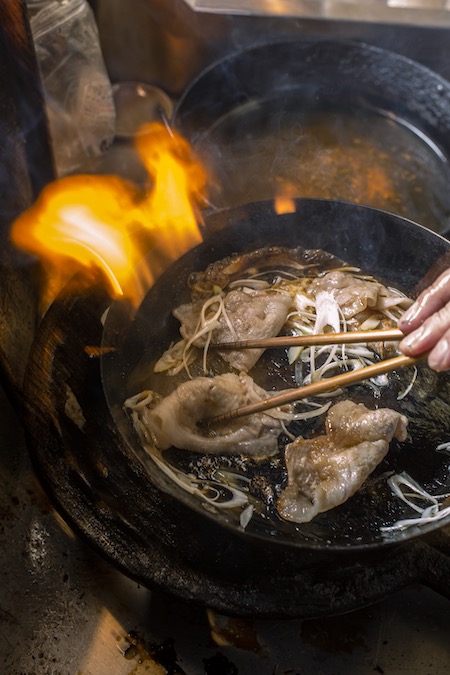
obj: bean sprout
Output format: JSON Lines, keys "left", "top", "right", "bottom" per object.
{"left": 397, "top": 367, "right": 418, "bottom": 401}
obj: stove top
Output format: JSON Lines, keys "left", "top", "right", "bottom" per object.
{"left": 14, "top": 201, "right": 450, "bottom": 617}
{"left": 1, "top": 377, "right": 450, "bottom": 672}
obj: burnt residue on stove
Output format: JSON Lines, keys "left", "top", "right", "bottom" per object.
{"left": 119, "top": 632, "right": 186, "bottom": 674}
{"left": 207, "top": 611, "right": 264, "bottom": 655}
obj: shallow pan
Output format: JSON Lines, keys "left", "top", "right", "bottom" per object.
{"left": 101, "top": 199, "right": 450, "bottom": 551}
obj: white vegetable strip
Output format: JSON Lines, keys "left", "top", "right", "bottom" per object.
{"left": 183, "top": 294, "right": 223, "bottom": 375}
{"left": 240, "top": 504, "right": 254, "bottom": 529}
{"left": 381, "top": 506, "right": 450, "bottom": 533}
{"left": 266, "top": 400, "right": 332, "bottom": 421}
{"left": 397, "top": 367, "right": 418, "bottom": 401}
{"left": 381, "top": 472, "right": 450, "bottom": 533}
{"left": 151, "top": 454, "right": 248, "bottom": 509}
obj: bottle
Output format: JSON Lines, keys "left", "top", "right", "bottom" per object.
{"left": 27, "top": 0, "right": 116, "bottom": 176}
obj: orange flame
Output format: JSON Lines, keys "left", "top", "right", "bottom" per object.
{"left": 274, "top": 196, "right": 296, "bottom": 215}
{"left": 10, "top": 122, "right": 206, "bottom": 308}
{"left": 274, "top": 182, "right": 297, "bottom": 215}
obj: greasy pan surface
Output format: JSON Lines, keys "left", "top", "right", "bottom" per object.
{"left": 102, "top": 199, "right": 450, "bottom": 551}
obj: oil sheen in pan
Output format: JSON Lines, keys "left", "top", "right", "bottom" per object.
{"left": 195, "top": 93, "right": 450, "bottom": 233}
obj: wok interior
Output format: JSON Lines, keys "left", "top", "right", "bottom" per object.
{"left": 176, "top": 39, "right": 450, "bottom": 234}
{"left": 102, "top": 199, "right": 450, "bottom": 549}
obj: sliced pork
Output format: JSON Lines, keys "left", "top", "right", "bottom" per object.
{"left": 310, "top": 271, "right": 411, "bottom": 320}
{"left": 131, "top": 372, "right": 283, "bottom": 458}
{"left": 174, "top": 289, "right": 292, "bottom": 371}
{"left": 278, "top": 400, "right": 408, "bottom": 523}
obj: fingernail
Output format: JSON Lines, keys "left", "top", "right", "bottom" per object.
{"left": 399, "top": 305, "right": 419, "bottom": 326}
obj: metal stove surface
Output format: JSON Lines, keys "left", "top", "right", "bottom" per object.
{"left": 1, "top": 361, "right": 450, "bottom": 673}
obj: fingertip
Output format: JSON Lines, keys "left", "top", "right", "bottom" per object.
{"left": 428, "top": 338, "right": 450, "bottom": 372}
{"left": 399, "top": 328, "right": 423, "bottom": 354}
{"left": 398, "top": 339, "right": 410, "bottom": 355}
{"left": 397, "top": 319, "right": 411, "bottom": 334}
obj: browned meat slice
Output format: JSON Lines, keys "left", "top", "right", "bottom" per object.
{"left": 187, "top": 246, "right": 343, "bottom": 301}
{"left": 174, "top": 289, "right": 292, "bottom": 372}
{"left": 310, "top": 271, "right": 411, "bottom": 320}
{"left": 136, "top": 372, "right": 283, "bottom": 458}
{"left": 278, "top": 400, "right": 408, "bottom": 523}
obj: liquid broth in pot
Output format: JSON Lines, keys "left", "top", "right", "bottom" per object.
{"left": 195, "top": 94, "right": 450, "bottom": 233}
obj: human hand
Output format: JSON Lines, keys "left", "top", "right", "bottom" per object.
{"left": 399, "top": 268, "right": 450, "bottom": 372}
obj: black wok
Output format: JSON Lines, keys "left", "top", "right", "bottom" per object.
{"left": 102, "top": 199, "right": 450, "bottom": 548}
{"left": 175, "top": 38, "right": 450, "bottom": 233}
{"left": 23, "top": 200, "right": 450, "bottom": 617}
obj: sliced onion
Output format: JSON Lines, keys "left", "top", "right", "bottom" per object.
{"left": 151, "top": 453, "right": 248, "bottom": 509}
{"left": 240, "top": 504, "right": 254, "bottom": 529}
{"left": 267, "top": 400, "right": 332, "bottom": 421}
{"left": 381, "top": 471, "right": 450, "bottom": 534}
{"left": 358, "top": 316, "right": 382, "bottom": 331}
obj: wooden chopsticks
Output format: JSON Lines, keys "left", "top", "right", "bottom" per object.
{"left": 212, "top": 327, "right": 404, "bottom": 351}
{"left": 208, "top": 352, "right": 427, "bottom": 424}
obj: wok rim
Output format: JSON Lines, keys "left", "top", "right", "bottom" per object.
{"left": 174, "top": 35, "right": 450, "bottom": 130}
